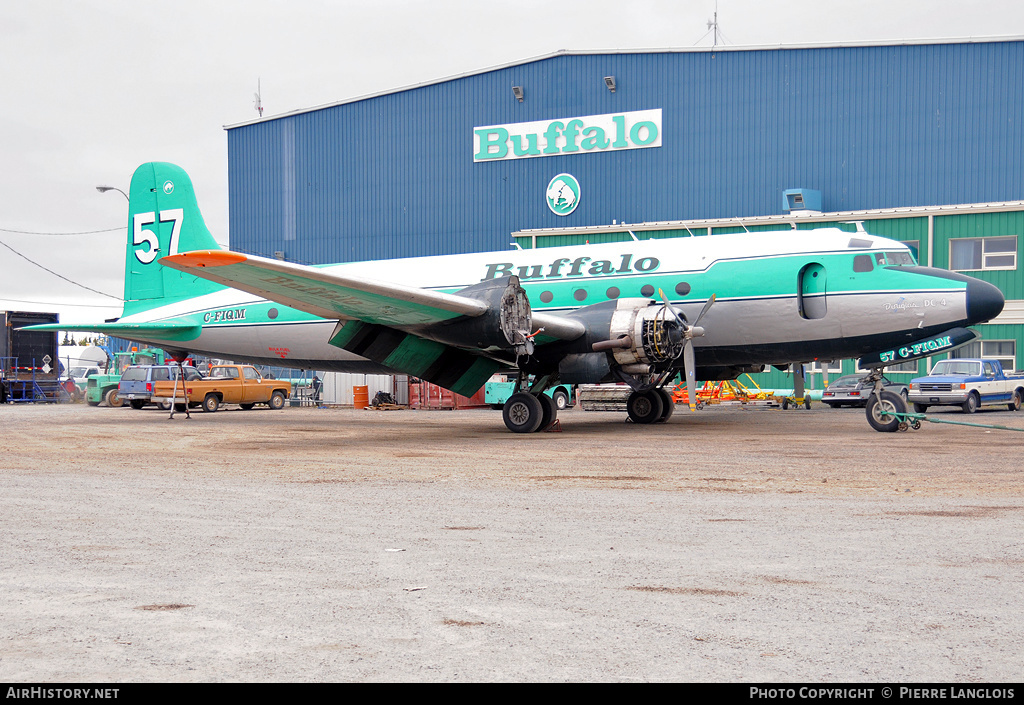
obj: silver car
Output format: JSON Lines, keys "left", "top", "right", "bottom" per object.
{"left": 822, "top": 374, "right": 909, "bottom": 408}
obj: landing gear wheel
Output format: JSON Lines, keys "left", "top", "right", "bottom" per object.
{"left": 627, "top": 389, "right": 665, "bottom": 424}
{"left": 202, "top": 393, "right": 220, "bottom": 413}
{"left": 913, "top": 403, "right": 929, "bottom": 414}
{"left": 804, "top": 397, "right": 812, "bottom": 410}
{"left": 866, "top": 390, "right": 906, "bottom": 433}
{"left": 130, "top": 399, "right": 146, "bottom": 410}
{"left": 961, "top": 392, "right": 980, "bottom": 414}
{"left": 656, "top": 388, "right": 674, "bottom": 422}
{"left": 536, "top": 393, "right": 557, "bottom": 431}
{"left": 551, "top": 388, "right": 570, "bottom": 411}
{"left": 503, "top": 392, "right": 544, "bottom": 433}
{"left": 240, "top": 403, "right": 255, "bottom": 410}
{"left": 104, "top": 388, "right": 123, "bottom": 408}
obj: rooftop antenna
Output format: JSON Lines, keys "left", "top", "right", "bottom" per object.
{"left": 697, "top": 2, "right": 730, "bottom": 48}
{"left": 254, "top": 78, "right": 263, "bottom": 118}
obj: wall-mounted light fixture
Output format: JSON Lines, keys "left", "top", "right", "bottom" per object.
{"left": 604, "top": 76, "right": 616, "bottom": 93}
{"left": 512, "top": 85, "right": 524, "bottom": 102}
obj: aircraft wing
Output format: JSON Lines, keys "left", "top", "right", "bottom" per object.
{"left": 160, "top": 250, "right": 486, "bottom": 325}
{"left": 160, "top": 250, "right": 586, "bottom": 398}
{"left": 160, "top": 250, "right": 585, "bottom": 340}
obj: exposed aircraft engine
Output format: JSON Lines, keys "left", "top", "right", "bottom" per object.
{"left": 591, "top": 298, "right": 686, "bottom": 370}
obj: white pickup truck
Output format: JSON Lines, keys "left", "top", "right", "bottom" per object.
{"left": 908, "top": 358, "right": 1024, "bottom": 413}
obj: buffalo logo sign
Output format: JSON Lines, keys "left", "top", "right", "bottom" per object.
{"left": 546, "top": 173, "right": 580, "bottom": 216}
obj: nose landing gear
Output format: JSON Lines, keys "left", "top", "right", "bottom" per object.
{"left": 864, "top": 367, "right": 908, "bottom": 432}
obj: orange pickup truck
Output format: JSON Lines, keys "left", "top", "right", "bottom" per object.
{"left": 152, "top": 364, "right": 291, "bottom": 412}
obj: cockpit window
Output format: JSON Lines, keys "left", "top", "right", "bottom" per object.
{"left": 884, "top": 250, "right": 916, "bottom": 265}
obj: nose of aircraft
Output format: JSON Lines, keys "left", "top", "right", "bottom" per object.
{"left": 966, "top": 278, "right": 1004, "bottom": 324}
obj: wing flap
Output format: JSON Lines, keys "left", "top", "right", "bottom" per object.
{"left": 330, "top": 320, "right": 500, "bottom": 397}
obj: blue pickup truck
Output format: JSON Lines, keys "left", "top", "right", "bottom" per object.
{"left": 908, "top": 358, "right": 1024, "bottom": 414}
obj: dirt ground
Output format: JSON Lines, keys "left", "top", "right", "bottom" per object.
{"left": 2, "top": 401, "right": 1022, "bottom": 682}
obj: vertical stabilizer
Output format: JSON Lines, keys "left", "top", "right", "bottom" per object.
{"left": 122, "top": 162, "right": 225, "bottom": 316}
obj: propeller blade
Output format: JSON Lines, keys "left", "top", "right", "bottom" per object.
{"left": 657, "top": 288, "right": 685, "bottom": 325}
{"left": 694, "top": 293, "right": 716, "bottom": 327}
{"left": 684, "top": 339, "right": 697, "bottom": 411}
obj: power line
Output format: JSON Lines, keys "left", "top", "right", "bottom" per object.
{"left": 0, "top": 296, "right": 121, "bottom": 309}
{"left": 0, "top": 225, "right": 123, "bottom": 236}
{"left": 0, "top": 237, "right": 121, "bottom": 300}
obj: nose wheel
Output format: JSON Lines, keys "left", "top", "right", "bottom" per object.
{"left": 866, "top": 390, "right": 909, "bottom": 432}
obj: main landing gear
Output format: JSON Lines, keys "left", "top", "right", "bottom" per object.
{"left": 502, "top": 391, "right": 558, "bottom": 433}
{"left": 626, "top": 388, "right": 674, "bottom": 424}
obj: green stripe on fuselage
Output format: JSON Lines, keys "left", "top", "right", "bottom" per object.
{"left": 441, "top": 250, "right": 962, "bottom": 311}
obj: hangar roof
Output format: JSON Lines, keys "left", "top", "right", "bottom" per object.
{"left": 224, "top": 35, "right": 1024, "bottom": 130}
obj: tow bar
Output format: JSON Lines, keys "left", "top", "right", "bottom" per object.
{"left": 879, "top": 410, "right": 1024, "bottom": 433}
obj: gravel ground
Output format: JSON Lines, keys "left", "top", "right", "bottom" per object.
{"left": 1, "top": 401, "right": 1022, "bottom": 682}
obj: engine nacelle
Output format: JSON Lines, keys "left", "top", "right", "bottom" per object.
{"left": 603, "top": 298, "right": 685, "bottom": 368}
{"left": 420, "top": 275, "right": 533, "bottom": 353}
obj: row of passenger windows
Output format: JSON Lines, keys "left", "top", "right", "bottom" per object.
{"left": 535, "top": 281, "right": 692, "bottom": 304}
{"left": 528, "top": 250, "right": 916, "bottom": 305}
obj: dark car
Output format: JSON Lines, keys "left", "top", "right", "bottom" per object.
{"left": 822, "top": 374, "right": 908, "bottom": 408}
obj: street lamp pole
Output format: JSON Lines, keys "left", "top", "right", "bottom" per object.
{"left": 95, "top": 185, "right": 128, "bottom": 201}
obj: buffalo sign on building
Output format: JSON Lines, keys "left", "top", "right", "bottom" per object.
{"left": 473, "top": 109, "right": 662, "bottom": 162}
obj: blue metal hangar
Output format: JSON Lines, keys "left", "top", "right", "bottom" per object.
{"left": 224, "top": 37, "right": 1024, "bottom": 380}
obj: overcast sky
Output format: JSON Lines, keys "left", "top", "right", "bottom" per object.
{"left": 2, "top": 0, "right": 1021, "bottom": 325}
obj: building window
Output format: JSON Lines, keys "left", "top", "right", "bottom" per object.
{"left": 810, "top": 360, "right": 843, "bottom": 374}
{"left": 904, "top": 240, "right": 920, "bottom": 263}
{"left": 859, "top": 358, "right": 920, "bottom": 374}
{"left": 951, "top": 340, "right": 1016, "bottom": 373}
{"left": 949, "top": 236, "right": 1017, "bottom": 271}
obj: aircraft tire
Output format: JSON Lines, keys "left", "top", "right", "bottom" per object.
{"left": 913, "top": 403, "right": 929, "bottom": 414}
{"left": 866, "top": 390, "right": 906, "bottom": 432}
{"left": 536, "top": 393, "right": 557, "bottom": 431}
{"left": 627, "top": 389, "right": 664, "bottom": 425}
{"left": 503, "top": 392, "right": 544, "bottom": 433}
{"left": 130, "top": 400, "right": 146, "bottom": 410}
{"left": 656, "top": 388, "right": 674, "bottom": 423}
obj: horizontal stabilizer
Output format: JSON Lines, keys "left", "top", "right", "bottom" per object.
{"left": 19, "top": 319, "right": 203, "bottom": 343}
